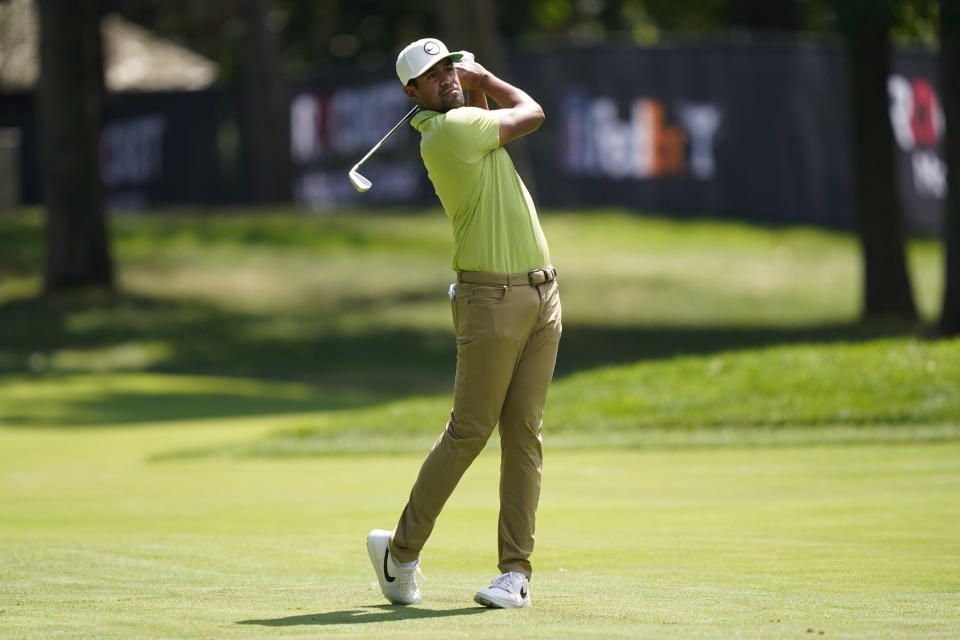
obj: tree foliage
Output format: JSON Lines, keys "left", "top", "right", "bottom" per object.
{"left": 105, "top": 0, "right": 938, "bottom": 79}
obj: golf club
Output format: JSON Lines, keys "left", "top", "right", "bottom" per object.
{"left": 349, "top": 51, "right": 475, "bottom": 192}
{"left": 348, "top": 104, "right": 421, "bottom": 192}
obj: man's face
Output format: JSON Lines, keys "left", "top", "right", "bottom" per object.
{"left": 403, "top": 58, "right": 464, "bottom": 112}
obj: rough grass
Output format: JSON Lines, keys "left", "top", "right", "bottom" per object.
{"left": 157, "top": 335, "right": 957, "bottom": 458}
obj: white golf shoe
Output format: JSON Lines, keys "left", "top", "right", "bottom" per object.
{"left": 366, "top": 529, "right": 421, "bottom": 605}
{"left": 474, "top": 571, "right": 531, "bottom": 608}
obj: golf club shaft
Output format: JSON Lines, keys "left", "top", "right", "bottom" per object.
{"left": 353, "top": 105, "right": 421, "bottom": 170}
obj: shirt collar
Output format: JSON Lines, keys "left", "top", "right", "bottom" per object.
{"left": 411, "top": 109, "right": 438, "bottom": 132}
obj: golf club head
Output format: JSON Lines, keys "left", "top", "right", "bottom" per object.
{"left": 348, "top": 167, "right": 372, "bottom": 192}
{"left": 347, "top": 101, "right": 421, "bottom": 194}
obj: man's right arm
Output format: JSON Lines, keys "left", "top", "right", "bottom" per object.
{"left": 456, "top": 61, "right": 545, "bottom": 146}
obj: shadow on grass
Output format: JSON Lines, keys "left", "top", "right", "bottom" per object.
{"left": 0, "top": 387, "right": 391, "bottom": 427}
{"left": 0, "top": 293, "right": 913, "bottom": 427}
{"left": 238, "top": 605, "right": 488, "bottom": 626}
{"left": 0, "top": 294, "right": 456, "bottom": 389}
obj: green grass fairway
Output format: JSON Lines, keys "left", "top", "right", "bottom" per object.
{"left": 1, "top": 207, "right": 957, "bottom": 638}
{"left": 1, "top": 423, "right": 958, "bottom": 639}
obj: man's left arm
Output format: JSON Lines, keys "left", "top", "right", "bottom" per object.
{"left": 466, "top": 88, "right": 489, "bottom": 110}
{"left": 455, "top": 60, "right": 544, "bottom": 146}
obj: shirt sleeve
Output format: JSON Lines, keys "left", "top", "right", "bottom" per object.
{"left": 440, "top": 107, "right": 501, "bottom": 163}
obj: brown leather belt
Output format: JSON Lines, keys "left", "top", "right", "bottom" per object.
{"left": 457, "top": 266, "right": 557, "bottom": 287}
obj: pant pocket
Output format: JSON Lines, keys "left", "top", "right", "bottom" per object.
{"left": 466, "top": 284, "right": 507, "bottom": 305}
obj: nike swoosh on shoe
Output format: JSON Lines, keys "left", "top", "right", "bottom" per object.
{"left": 383, "top": 548, "right": 396, "bottom": 582}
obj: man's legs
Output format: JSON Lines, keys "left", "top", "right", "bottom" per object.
{"left": 390, "top": 282, "right": 540, "bottom": 564}
{"left": 496, "top": 280, "right": 562, "bottom": 578}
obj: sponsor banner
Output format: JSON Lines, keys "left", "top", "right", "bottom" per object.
{"left": 288, "top": 76, "right": 431, "bottom": 208}
{"left": 514, "top": 44, "right": 857, "bottom": 227}
{"left": 1, "top": 41, "right": 948, "bottom": 233}
{"left": 0, "top": 90, "right": 223, "bottom": 209}
{"left": 101, "top": 90, "right": 222, "bottom": 208}
{"left": 289, "top": 44, "right": 942, "bottom": 233}
{"left": 516, "top": 43, "right": 943, "bottom": 232}
{"left": 889, "top": 50, "right": 947, "bottom": 233}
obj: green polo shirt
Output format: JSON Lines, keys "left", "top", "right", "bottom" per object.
{"left": 411, "top": 107, "right": 551, "bottom": 273}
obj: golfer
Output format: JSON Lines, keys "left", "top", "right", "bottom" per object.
{"left": 367, "top": 38, "right": 562, "bottom": 609}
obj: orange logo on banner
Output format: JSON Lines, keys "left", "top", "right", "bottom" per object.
{"left": 561, "top": 91, "right": 720, "bottom": 181}
{"left": 632, "top": 100, "right": 687, "bottom": 177}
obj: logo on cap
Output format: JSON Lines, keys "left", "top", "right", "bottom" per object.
{"left": 423, "top": 41, "right": 440, "bottom": 55}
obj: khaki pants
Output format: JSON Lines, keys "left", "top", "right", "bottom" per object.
{"left": 391, "top": 269, "right": 562, "bottom": 579}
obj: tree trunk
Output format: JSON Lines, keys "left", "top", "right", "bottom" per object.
{"left": 938, "top": 0, "right": 960, "bottom": 335}
{"left": 239, "top": 0, "right": 292, "bottom": 203}
{"left": 849, "top": 26, "right": 917, "bottom": 321}
{"left": 432, "top": 0, "right": 538, "bottom": 198}
{"left": 37, "top": 0, "right": 114, "bottom": 293}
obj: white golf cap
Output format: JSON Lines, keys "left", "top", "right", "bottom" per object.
{"left": 396, "top": 38, "right": 468, "bottom": 85}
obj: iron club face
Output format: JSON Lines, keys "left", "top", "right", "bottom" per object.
{"left": 348, "top": 167, "right": 372, "bottom": 192}
{"left": 348, "top": 104, "right": 421, "bottom": 193}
